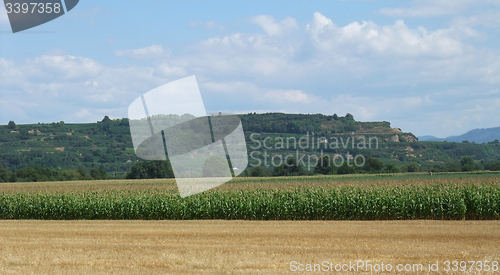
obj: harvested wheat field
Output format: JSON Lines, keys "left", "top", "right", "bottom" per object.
{"left": 0, "top": 220, "right": 499, "bottom": 274}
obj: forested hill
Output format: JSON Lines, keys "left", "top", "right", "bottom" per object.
{"left": 0, "top": 113, "right": 499, "bottom": 175}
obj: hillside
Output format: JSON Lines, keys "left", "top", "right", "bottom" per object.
{"left": 0, "top": 113, "right": 499, "bottom": 175}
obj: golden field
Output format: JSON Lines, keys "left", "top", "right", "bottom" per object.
{"left": 0, "top": 220, "right": 499, "bottom": 274}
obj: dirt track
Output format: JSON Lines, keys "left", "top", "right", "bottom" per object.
{"left": 0, "top": 220, "right": 498, "bottom": 274}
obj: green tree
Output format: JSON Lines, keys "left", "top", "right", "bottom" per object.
{"left": 126, "top": 161, "right": 174, "bottom": 179}
{"left": 90, "top": 168, "right": 108, "bottom": 180}
{"left": 0, "top": 164, "right": 9, "bottom": 182}
{"left": 76, "top": 167, "right": 91, "bottom": 180}
{"left": 102, "top": 116, "right": 111, "bottom": 123}
{"left": 8, "top": 121, "right": 16, "bottom": 129}
{"left": 460, "top": 156, "right": 475, "bottom": 171}
{"left": 273, "top": 157, "right": 304, "bottom": 176}
{"left": 445, "top": 161, "right": 461, "bottom": 172}
{"left": 15, "top": 166, "right": 59, "bottom": 182}
{"left": 363, "top": 156, "right": 384, "bottom": 173}
{"left": 314, "top": 156, "right": 332, "bottom": 175}
{"left": 486, "top": 161, "right": 500, "bottom": 171}
{"left": 336, "top": 162, "right": 356, "bottom": 174}
{"left": 406, "top": 162, "right": 420, "bottom": 173}
{"left": 384, "top": 163, "right": 400, "bottom": 173}
{"left": 59, "top": 170, "right": 80, "bottom": 181}
{"left": 249, "top": 166, "right": 268, "bottom": 177}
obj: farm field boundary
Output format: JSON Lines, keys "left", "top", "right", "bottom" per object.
{"left": 0, "top": 173, "right": 498, "bottom": 220}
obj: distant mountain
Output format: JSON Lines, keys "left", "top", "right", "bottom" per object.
{"left": 418, "top": 135, "right": 442, "bottom": 141}
{"left": 419, "top": 126, "right": 500, "bottom": 143}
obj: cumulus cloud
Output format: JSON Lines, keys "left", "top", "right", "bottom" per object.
{"left": 180, "top": 12, "right": 488, "bottom": 86}
{"left": 251, "top": 15, "right": 298, "bottom": 36}
{"left": 181, "top": 32, "right": 298, "bottom": 78}
{"left": 305, "top": 12, "right": 469, "bottom": 57}
{"left": 451, "top": 11, "right": 500, "bottom": 32}
{"left": 175, "top": 11, "right": 493, "bottom": 93}
{"left": 0, "top": 54, "right": 182, "bottom": 123}
{"left": 31, "top": 55, "right": 103, "bottom": 79}
{"left": 116, "top": 45, "right": 168, "bottom": 60}
{"left": 1, "top": 56, "right": 91, "bottom": 94}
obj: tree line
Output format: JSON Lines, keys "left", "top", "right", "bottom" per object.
{"left": 0, "top": 164, "right": 107, "bottom": 182}
{"left": 1, "top": 155, "right": 499, "bottom": 182}
{"left": 242, "top": 155, "right": 500, "bottom": 177}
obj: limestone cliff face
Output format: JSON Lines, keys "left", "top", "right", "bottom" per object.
{"left": 384, "top": 134, "right": 417, "bottom": 143}
{"left": 403, "top": 135, "right": 418, "bottom": 142}
{"left": 391, "top": 135, "right": 400, "bottom": 142}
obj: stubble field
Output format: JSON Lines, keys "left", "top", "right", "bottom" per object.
{"left": 0, "top": 220, "right": 499, "bottom": 274}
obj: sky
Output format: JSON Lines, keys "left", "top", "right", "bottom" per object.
{"left": 1, "top": 0, "right": 499, "bottom": 138}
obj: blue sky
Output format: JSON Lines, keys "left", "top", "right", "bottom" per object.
{"left": 1, "top": 0, "right": 499, "bottom": 137}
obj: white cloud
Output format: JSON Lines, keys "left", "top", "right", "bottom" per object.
{"left": 181, "top": 32, "right": 298, "bottom": 78}
{"left": 252, "top": 58, "right": 279, "bottom": 74}
{"left": 419, "top": 97, "right": 500, "bottom": 137}
{"left": 451, "top": 11, "right": 500, "bottom": 33}
{"left": 116, "top": 45, "right": 168, "bottom": 60}
{"left": 205, "top": 20, "right": 224, "bottom": 30}
{"left": 0, "top": 54, "right": 178, "bottom": 123}
{"left": 190, "top": 20, "right": 224, "bottom": 30}
{"left": 0, "top": 55, "right": 103, "bottom": 96}
{"left": 173, "top": 12, "right": 492, "bottom": 90}
{"left": 264, "top": 89, "right": 315, "bottom": 103}
{"left": 202, "top": 81, "right": 313, "bottom": 103}
{"left": 156, "top": 63, "right": 186, "bottom": 77}
{"left": 305, "top": 12, "right": 469, "bottom": 57}
{"left": 85, "top": 81, "right": 98, "bottom": 87}
{"left": 202, "top": 81, "right": 259, "bottom": 95}
{"left": 72, "top": 108, "right": 92, "bottom": 119}
{"left": 251, "top": 15, "right": 298, "bottom": 36}
{"left": 32, "top": 55, "right": 103, "bottom": 78}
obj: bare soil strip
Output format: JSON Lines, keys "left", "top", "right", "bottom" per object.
{"left": 0, "top": 220, "right": 498, "bottom": 274}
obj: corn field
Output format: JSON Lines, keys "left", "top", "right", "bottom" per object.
{"left": 0, "top": 184, "right": 498, "bottom": 220}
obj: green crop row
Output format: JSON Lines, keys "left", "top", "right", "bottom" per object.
{"left": 0, "top": 184, "right": 498, "bottom": 220}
